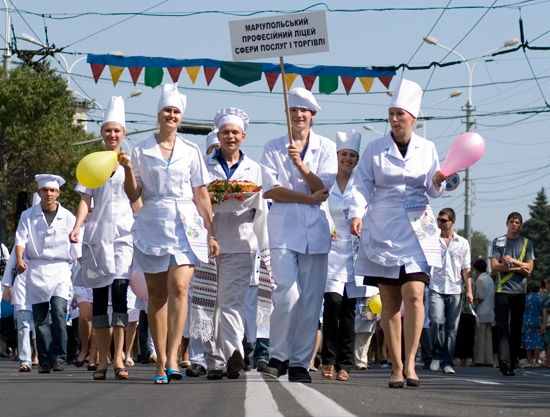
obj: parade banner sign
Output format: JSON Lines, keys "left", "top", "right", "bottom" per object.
{"left": 229, "top": 11, "right": 329, "bottom": 61}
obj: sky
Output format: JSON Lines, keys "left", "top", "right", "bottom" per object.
{"left": 2, "top": 0, "right": 550, "bottom": 242}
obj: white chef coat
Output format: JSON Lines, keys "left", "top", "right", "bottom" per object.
{"left": 15, "top": 203, "right": 81, "bottom": 304}
{"left": 76, "top": 165, "right": 134, "bottom": 288}
{"left": 1, "top": 247, "right": 32, "bottom": 311}
{"left": 260, "top": 131, "right": 337, "bottom": 254}
{"left": 325, "top": 172, "right": 366, "bottom": 295}
{"left": 206, "top": 151, "right": 262, "bottom": 254}
{"left": 349, "top": 133, "right": 444, "bottom": 278}
{"left": 131, "top": 134, "right": 210, "bottom": 272}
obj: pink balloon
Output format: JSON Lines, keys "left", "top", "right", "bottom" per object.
{"left": 129, "top": 270, "right": 148, "bottom": 299}
{"left": 440, "top": 132, "right": 486, "bottom": 177}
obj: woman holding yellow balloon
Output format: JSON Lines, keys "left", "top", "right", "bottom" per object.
{"left": 70, "top": 96, "right": 140, "bottom": 381}
{"left": 350, "top": 79, "right": 447, "bottom": 388}
{"left": 118, "top": 83, "right": 219, "bottom": 384}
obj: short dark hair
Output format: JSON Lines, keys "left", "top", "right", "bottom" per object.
{"left": 473, "top": 259, "right": 487, "bottom": 273}
{"left": 526, "top": 280, "right": 540, "bottom": 294}
{"left": 439, "top": 207, "right": 455, "bottom": 222}
{"left": 506, "top": 212, "right": 523, "bottom": 224}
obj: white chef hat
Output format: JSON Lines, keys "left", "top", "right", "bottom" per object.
{"left": 288, "top": 87, "right": 321, "bottom": 113}
{"left": 102, "top": 96, "right": 125, "bottom": 129}
{"left": 157, "top": 83, "right": 187, "bottom": 115}
{"left": 213, "top": 107, "right": 249, "bottom": 132}
{"left": 389, "top": 78, "right": 423, "bottom": 118}
{"left": 35, "top": 174, "right": 65, "bottom": 190}
{"left": 206, "top": 129, "right": 220, "bottom": 148}
{"left": 336, "top": 129, "right": 362, "bottom": 154}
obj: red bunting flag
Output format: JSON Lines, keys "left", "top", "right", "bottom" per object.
{"left": 128, "top": 67, "right": 143, "bottom": 85}
{"left": 341, "top": 76, "right": 356, "bottom": 95}
{"left": 302, "top": 75, "right": 316, "bottom": 91}
{"left": 168, "top": 67, "right": 183, "bottom": 83}
{"left": 264, "top": 72, "right": 279, "bottom": 92}
{"left": 203, "top": 67, "right": 218, "bottom": 86}
{"left": 90, "top": 64, "right": 105, "bottom": 83}
{"left": 378, "top": 75, "right": 393, "bottom": 89}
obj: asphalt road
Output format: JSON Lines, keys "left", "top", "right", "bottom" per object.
{"left": 1, "top": 358, "right": 549, "bottom": 417}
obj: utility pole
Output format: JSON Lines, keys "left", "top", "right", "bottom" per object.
{"left": 464, "top": 100, "right": 475, "bottom": 244}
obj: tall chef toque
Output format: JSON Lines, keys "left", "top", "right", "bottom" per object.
{"left": 214, "top": 107, "right": 249, "bottom": 132}
{"left": 389, "top": 78, "right": 423, "bottom": 118}
{"left": 102, "top": 96, "right": 126, "bottom": 128}
{"left": 157, "top": 83, "right": 187, "bottom": 115}
{"left": 336, "top": 129, "right": 362, "bottom": 154}
{"left": 288, "top": 87, "right": 321, "bottom": 113}
{"left": 35, "top": 174, "right": 65, "bottom": 190}
{"left": 206, "top": 129, "right": 220, "bottom": 149}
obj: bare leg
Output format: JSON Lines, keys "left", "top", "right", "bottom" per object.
{"left": 112, "top": 327, "right": 126, "bottom": 369}
{"left": 77, "top": 302, "right": 92, "bottom": 362}
{"left": 180, "top": 337, "right": 190, "bottom": 365}
{"left": 95, "top": 327, "right": 113, "bottom": 370}
{"left": 125, "top": 322, "right": 137, "bottom": 362}
{"left": 378, "top": 284, "right": 404, "bottom": 383}
{"left": 89, "top": 329, "right": 98, "bottom": 366}
{"left": 145, "top": 272, "right": 169, "bottom": 377}
{"left": 31, "top": 333, "right": 38, "bottom": 365}
{"left": 311, "top": 329, "right": 322, "bottom": 369}
{"left": 165, "top": 265, "right": 193, "bottom": 371}
{"left": 401, "top": 281, "right": 425, "bottom": 380}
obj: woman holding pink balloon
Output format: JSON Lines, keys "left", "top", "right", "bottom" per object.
{"left": 350, "top": 79, "right": 448, "bottom": 388}
{"left": 118, "top": 83, "right": 219, "bottom": 384}
{"left": 70, "top": 96, "right": 141, "bottom": 381}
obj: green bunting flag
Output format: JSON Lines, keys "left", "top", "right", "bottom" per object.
{"left": 220, "top": 61, "right": 263, "bottom": 87}
{"left": 144, "top": 67, "right": 164, "bottom": 88}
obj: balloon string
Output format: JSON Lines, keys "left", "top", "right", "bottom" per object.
{"left": 79, "top": 240, "right": 98, "bottom": 268}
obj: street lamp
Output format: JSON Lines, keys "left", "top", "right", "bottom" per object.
{"left": 423, "top": 36, "right": 519, "bottom": 244}
{"left": 2, "top": 0, "right": 17, "bottom": 77}
{"left": 415, "top": 90, "right": 462, "bottom": 138}
{"left": 363, "top": 124, "right": 385, "bottom": 136}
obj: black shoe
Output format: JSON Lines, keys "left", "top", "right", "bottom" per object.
{"left": 388, "top": 380, "right": 405, "bottom": 388}
{"left": 243, "top": 356, "right": 253, "bottom": 372}
{"left": 262, "top": 358, "right": 288, "bottom": 379}
{"left": 500, "top": 364, "right": 515, "bottom": 376}
{"left": 74, "top": 360, "right": 85, "bottom": 368}
{"left": 288, "top": 366, "right": 311, "bottom": 383}
{"left": 87, "top": 364, "right": 98, "bottom": 371}
{"left": 52, "top": 361, "right": 65, "bottom": 372}
{"left": 185, "top": 363, "right": 206, "bottom": 377}
{"left": 38, "top": 364, "right": 51, "bottom": 374}
{"left": 227, "top": 350, "right": 245, "bottom": 379}
{"left": 256, "top": 360, "right": 268, "bottom": 372}
{"left": 405, "top": 376, "right": 420, "bottom": 387}
{"left": 206, "top": 369, "right": 223, "bottom": 380}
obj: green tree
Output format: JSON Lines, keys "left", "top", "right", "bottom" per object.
{"left": 0, "top": 64, "right": 98, "bottom": 244}
{"left": 521, "top": 188, "right": 550, "bottom": 281}
{"left": 456, "top": 228, "right": 490, "bottom": 262}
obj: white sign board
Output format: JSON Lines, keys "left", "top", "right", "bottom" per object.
{"left": 229, "top": 11, "right": 329, "bottom": 61}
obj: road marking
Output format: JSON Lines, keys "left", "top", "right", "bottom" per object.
{"left": 245, "top": 373, "right": 284, "bottom": 417}
{"left": 457, "top": 378, "right": 502, "bottom": 385}
{"left": 523, "top": 371, "right": 550, "bottom": 377}
{"left": 279, "top": 380, "right": 358, "bottom": 417}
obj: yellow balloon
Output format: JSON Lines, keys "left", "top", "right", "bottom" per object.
{"left": 368, "top": 294, "right": 382, "bottom": 315}
{"left": 76, "top": 151, "right": 118, "bottom": 189}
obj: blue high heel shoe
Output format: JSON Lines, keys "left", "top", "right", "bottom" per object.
{"left": 154, "top": 375, "right": 169, "bottom": 384}
{"left": 166, "top": 367, "right": 184, "bottom": 381}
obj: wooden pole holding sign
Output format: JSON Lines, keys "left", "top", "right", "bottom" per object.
{"left": 279, "top": 57, "right": 294, "bottom": 144}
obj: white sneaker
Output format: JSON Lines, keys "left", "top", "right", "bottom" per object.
{"left": 443, "top": 365, "right": 455, "bottom": 374}
{"left": 430, "top": 359, "right": 440, "bottom": 372}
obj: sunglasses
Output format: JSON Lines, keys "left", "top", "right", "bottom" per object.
{"left": 437, "top": 218, "right": 451, "bottom": 224}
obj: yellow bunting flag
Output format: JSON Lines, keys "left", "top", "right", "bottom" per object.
{"left": 359, "top": 77, "right": 374, "bottom": 94}
{"left": 185, "top": 66, "right": 201, "bottom": 84}
{"left": 285, "top": 73, "right": 298, "bottom": 89}
{"left": 109, "top": 66, "right": 124, "bottom": 86}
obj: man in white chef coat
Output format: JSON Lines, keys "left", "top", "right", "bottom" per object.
{"left": 203, "top": 107, "right": 264, "bottom": 380}
{"left": 15, "top": 174, "right": 81, "bottom": 373}
{"left": 260, "top": 87, "right": 337, "bottom": 383}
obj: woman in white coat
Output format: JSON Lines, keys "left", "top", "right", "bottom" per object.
{"left": 70, "top": 97, "right": 140, "bottom": 380}
{"left": 350, "top": 79, "right": 447, "bottom": 388}
{"left": 118, "top": 83, "right": 219, "bottom": 384}
{"left": 321, "top": 130, "right": 365, "bottom": 382}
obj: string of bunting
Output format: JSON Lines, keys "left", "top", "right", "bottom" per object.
{"left": 87, "top": 54, "right": 396, "bottom": 94}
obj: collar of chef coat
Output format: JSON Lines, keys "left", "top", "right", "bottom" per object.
{"left": 30, "top": 201, "right": 63, "bottom": 223}
{"left": 141, "top": 134, "right": 187, "bottom": 165}
{"left": 285, "top": 129, "right": 322, "bottom": 162}
{"left": 331, "top": 171, "right": 357, "bottom": 199}
{"left": 383, "top": 132, "right": 422, "bottom": 161}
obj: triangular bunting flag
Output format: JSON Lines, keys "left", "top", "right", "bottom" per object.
{"left": 185, "top": 66, "right": 201, "bottom": 84}
{"left": 220, "top": 61, "right": 263, "bottom": 87}
{"left": 359, "top": 77, "right": 374, "bottom": 93}
{"left": 203, "top": 67, "right": 218, "bottom": 86}
{"left": 264, "top": 72, "right": 279, "bottom": 92}
{"left": 379, "top": 75, "right": 393, "bottom": 89}
{"left": 319, "top": 75, "right": 338, "bottom": 95}
{"left": 341, "top": 76, "right": 356, "bottom": 95}
{"left": 302, "top": 75, "right": 316, "bottom": 91}
{"left": 90, "top": 63, "right": 105, "bottom": 83}
{"left": 109, "top": 65, "right": 124, "bottom": 86}
{"left": 284, "top": 73, "right": 297, "bottom": 89}
{"left": 167, "top": 67, "right": 183, "bottom": 83}
{"left": 144, "top": 67, "right": 164, "bottom": 88}
{"left": 128, "top": 67, "right": 143, "bottom": 85}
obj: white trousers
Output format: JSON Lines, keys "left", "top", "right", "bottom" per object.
{"left": 268, "top": 248, "right": 328, "bottom": 368}
{"left": 204, "top": 253, "right": 255, "bottom": 370}
{"left": 16, "top": 310, "right": 34, "bottom": 367}
{"left": 354, "top": 331, "right": 373, "bottom": 367}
